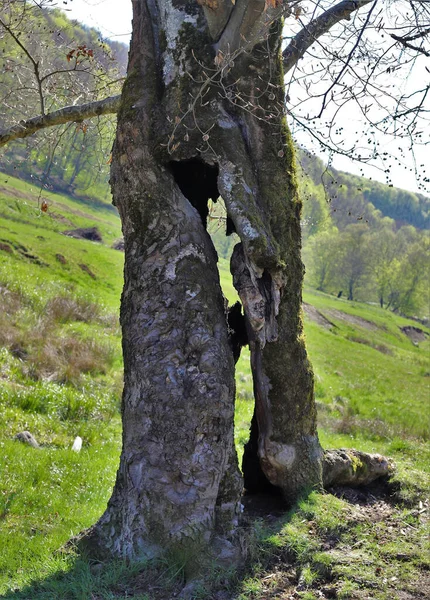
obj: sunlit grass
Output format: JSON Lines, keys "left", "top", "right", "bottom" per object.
{"left": 0, "top": 175, "right": 429, "bottom": 598}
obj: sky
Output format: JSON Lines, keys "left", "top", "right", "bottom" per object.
{"left": 60, "top": 0, "right": 133, "bottom": 40}
{"left": 58, "top": 0, "right": 428, "bottom": 196}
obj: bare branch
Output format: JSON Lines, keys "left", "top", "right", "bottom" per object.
{"left": 282, "top": 0, "right": 373, "bottom": 73}
{"left": 391, "top": 31, "right": 430, "bottom": 57}
{"left": 0, "top": 15, "right": 46, "bottom": 114}
{"left": 0, "top": 95, "right": 121, "bottom": 147}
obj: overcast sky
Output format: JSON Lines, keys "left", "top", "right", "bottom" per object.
{"left": 59, "top": 0, "right": 428, "bottom": 196}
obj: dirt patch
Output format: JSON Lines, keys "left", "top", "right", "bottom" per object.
{"left": 52, "top": 200, "right": 112, "bottom": 223}
{"left": 303, "top": 303, "right": 337, "bottom": 329}
{"left": 63, "top": 226, "right": 103, "bottom": 242}
{"left": 0, "top": 238, "right": 48, "bottom": 266}
{"left": 401, "top": 326, "right": 428, "bottom": 344}
{"left": 56, "top": 253, "right": 67, "bottom": 265}
{"left": 112, "top": 238, "right": 125, "bottom": 251}
{"left": 0, "top": 242, "right": 13, "bottom": 253}
{"left": 0, "top": 185, "right": 34, "bottom": 203}
{"left": 242, "top": 491, "right": 288, "bottom": 520}
{"left": 79, "top": 263, "right": 96, "bottom": 279}
{"left": 49, "top": 212, "right": 75, "bottom": 227}
{"left": 326, "top": 308, "right": 379, "bottom": 331}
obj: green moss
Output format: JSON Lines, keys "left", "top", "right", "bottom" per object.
{"left": 177, "top": 22, "right": 214, "bottom": 65}
{"left": 349, "top": 452, "right": 365, "bottom": 474}
{"left": 159, "top": 28, "right": 167, "bottom": 54}
{"left": 117, "top": 66, "right": 143, "bottom": 122}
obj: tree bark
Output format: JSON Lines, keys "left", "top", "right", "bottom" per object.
{"left": 79, "top": 0, "right": 390, "bottom": 564}
{"left": 83, "top": 0, "right": 322, "bottom": 560}
{"left": 81, "top": 0, "right": 248, "bottom": 563}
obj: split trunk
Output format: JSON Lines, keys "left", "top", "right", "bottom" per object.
{"left": 87, "top": 0, "right": 321, "bottom": 560}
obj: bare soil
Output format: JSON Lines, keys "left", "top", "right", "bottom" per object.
{"left": 401, "top": 326, "right": 428, "bottom": 344}
{"left": 325, "top": 308, "right": 380, "bottom": 331}
{"left": 303, "top": 303, "right": 336, "bottom": 329}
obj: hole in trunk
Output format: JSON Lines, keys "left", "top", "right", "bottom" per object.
{"left": 168, "top": 162, "right": 277, "bottom": 499}
{"left": 242, "top": 413, "right": 281, "bottom": 496}
{"left": 168, "top": 158, "right": 219, "bottom": 228}
{"left": 227, "top": 301, "right": 248, "bottom": 363}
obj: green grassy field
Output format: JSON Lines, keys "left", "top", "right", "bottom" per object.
{"left": 0, "top": 175, "right": 428, "bottom": 599}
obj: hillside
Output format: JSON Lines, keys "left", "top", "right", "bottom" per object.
{"left": 298, "top": 149, "right": 430, "bottom": 231}
{"left": 0, "top": 174, "right": 429, "bottom": 599}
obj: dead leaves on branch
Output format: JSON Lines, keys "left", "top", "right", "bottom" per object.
{"left": 197, "top": 0, "right": 220, "bottom": 10}
{"left": 66, "top": 44, "right": 94, "bottom": 63}
{"left": 266, "top": 0, "right": 283, "bottom": 8}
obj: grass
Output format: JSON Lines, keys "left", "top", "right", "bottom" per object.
{"left": 0, "top": 174, "right": 123, "bottom": 310}
{"left": 302, "top": 288, "right": 430, "bottom": 441}
{"left": 235, "top": 490, "right": 429, "bottom": 600}
{"left": 0, "top": 174, "right": 429, "bottom": 598}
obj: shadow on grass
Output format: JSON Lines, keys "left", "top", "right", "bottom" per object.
{"left": 2, "top": 491, "right": 303, "bottom": 600}
{"left": 5, "top": 482, "right": 419, "bottom": 600}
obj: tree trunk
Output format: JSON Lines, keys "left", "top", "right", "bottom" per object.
{"left": 84, "top": 0, "right": 322, "bottom": 561}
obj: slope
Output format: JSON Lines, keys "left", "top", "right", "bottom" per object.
{"left": 0, "top": 176, "right": 428, "bottom": 599}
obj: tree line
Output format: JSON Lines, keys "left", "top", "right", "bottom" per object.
{"left": 300, "top": 152, "right": 429, "bottom": 317}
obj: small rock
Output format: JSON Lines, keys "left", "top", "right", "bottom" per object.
{"left": 72, "top": 436, "right": 83, "bottom": 452}
{"left": 15, "top": 431, "right": 39, "bottom": 448}
{"left": 112, "top": 238, "right": 124, "bottom": 251}
{"left": 0, "top": 242, "right": 13, "bottom": 253}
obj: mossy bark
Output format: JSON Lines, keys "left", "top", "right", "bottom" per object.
{"left": 85, "top": 0, "right": 323, "bottom": 560}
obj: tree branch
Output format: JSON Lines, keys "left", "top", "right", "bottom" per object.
{"left": 214, "top": 0, "right": 267, "bottom": 57}
{"left": 391, "top": 32, "right": 430, "bottom": 58}
{"left": 0, "top": 95, "right": 121, "bottom": 147}
{"left": 282, "top": 0, "right": 373, "bottom": 74}
{"left": 0, "top": 16, "right": 46, "bottom": 114}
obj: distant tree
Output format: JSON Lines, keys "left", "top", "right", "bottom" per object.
{"left": 386, "top": 234, "right": 429, "bottom": 315}
{"left": 304, "top": 228, "right": 341, "bottom": 292}
{"left": 367, "top": 227, "right": 405, "bottom": 308}
{"left": 300, "top": 176, "right": 332, "bottom": 239}
{"left": 337, "top": 224, "right": 372, "bottom": 301}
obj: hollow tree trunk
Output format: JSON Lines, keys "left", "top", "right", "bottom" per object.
{"left": 84, "top": 0, "right": 323, "bottom": 560}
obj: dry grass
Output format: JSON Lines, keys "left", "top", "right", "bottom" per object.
{"left": 0, "top": 285, "right": 117, "bottom": 385}
{"left": 28, "top": 334, "right": 115, "bottom": 384}
{"left": 45, "top": 295, "right": 101, "bottom": 323}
